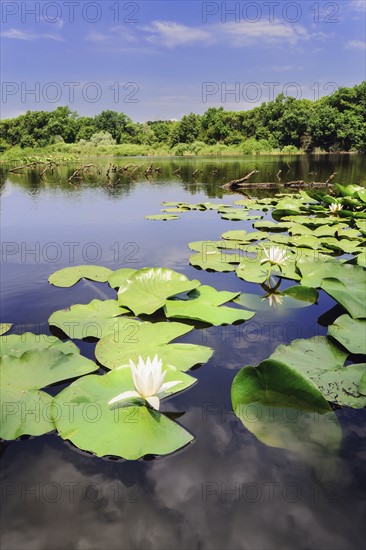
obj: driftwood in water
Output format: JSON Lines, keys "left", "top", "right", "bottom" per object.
{"left": 236, "top": 182, "right": 280, "bottom": 190}
{"left": 222, "top": 170, "right": 259, "bottom": 190}
{"left": 325, "top": 172, "right": 337, "bottom": 184}
{"left": 284, "top": 180, "right": 306, "bottom": 188}
{"left": 67, "top": 164, "right": 94, "bottom": 183}
{"left": 9, "top": 161, "right": 48, "bottom": 173}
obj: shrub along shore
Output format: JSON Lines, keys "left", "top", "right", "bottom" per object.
{"left": 1, "top": 83, "right": 365, "bottom": 163}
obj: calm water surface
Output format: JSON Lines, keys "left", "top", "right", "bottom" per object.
{"left": 1, "top": 155, "right": 365, "bottom": 550}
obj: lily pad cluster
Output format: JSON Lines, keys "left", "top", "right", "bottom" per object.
{"left": 1, "top": 265, "right": 257, "bottom": 459}
{"left": 177, "top": 183, "right": 366, "bottom": 453}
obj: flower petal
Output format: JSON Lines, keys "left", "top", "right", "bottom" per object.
{"left": 159, "top": 380, "right": 182, "bottom": 393}
{"left": 108, "top": 390, "right": 140, "bottom": 405}
{"left": 146, "top": 396, "right": 160, "bottom": 410}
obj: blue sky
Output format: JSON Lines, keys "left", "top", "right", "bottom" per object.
{"left": 1, "top": 0, "right": 365, "bottom": 121}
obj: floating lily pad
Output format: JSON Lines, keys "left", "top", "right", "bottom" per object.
{"left": 236, "top": 247, "right": 300, "bottom": 284}
{"left": 221, "top": 230, "right": 247, "bottom": 240}
{"left": 49, "top": 266, "right": 112, "bottom": 288}
{"left": 328, "top": 315, "right": 366, "bottom": 355}
{"left": 253, "top": 221, "right": 292, "bottom": 232}
{"left": 221, "top": 230, "right": 269, "bottom": 242}
{"left": 298, "top": 261, "right": 362, "bottom": 288}
{"left": 108, "top": 268, "right": 137, "bottom": 289}
{"left": 283, "top": 215, "right": 341, "bottom": 227}
{"left": 1, "top": 348, "right": 98, "bottom": 440}
{"left": 312, "top": 364, "right": 366, "bottom": 408}
{"left": 270, "top": 336, "right": 365, "bottom": 408}
{"left": 270, "top": 336, "right": 347, "bottom": 375}
{"left": 321, "top": 277, "right": 366, "bottom": 319}
{"left": 234, "top": 286, "right": 318, "bottom": 312}
{"left": 221, "top": 211, "right": 262, "bottom": 221}
{"left": 356, "top": 250, "right": 366, "bottom": 268}
{"left": 231, "top": 360, "right": 341, "bottom": 464}
{"left": 189, "top": 251, "right": 238, "bottom": 272}
{"left": 0, "top": 332, "right": 79, "bottom": 358}
{"left": 53, "top": 366, "right": 194, "bottom": 460}
{"left": 96, "top": 321, "right": 213, "bottom": 371}
{"left": 0, "top": 323, "right": 12, "bottom": 336}
{"left": 355, "top": 220, "right": 366, "bottom": 236}
{"left": 117, "top": 268, "right": 200, "bottom": 315}
{"left": 165, "top": 285, "right": 255, "bottom": 326}
{"left": 49, "top": 299, "right": 131, "bottom": 340}
{"left": 145, "top": 214, "right": 179, "bottom": 221}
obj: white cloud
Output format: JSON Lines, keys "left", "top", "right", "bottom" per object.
{"left": 220, "top": 20, "right": 309, "bottom": 46}
{"left": 139, "top": 19, "right": 314, "bottom": 49}
{"left": 347, "top": 40, "right": 366, "bottom": 49}
{"left": 85, "top": 30, "right": 109, "bottom": 43}
{"left": 350, "top": 0, "right": 366, "bottom": 12}
{"left": 1, "top": 28, "right": 63, "bottom": 41}
{"left": 83, "top": 18, "right": 332, "bottom": 53}
{"left": 141, "top": 20, "right": 212, "bottom": 48}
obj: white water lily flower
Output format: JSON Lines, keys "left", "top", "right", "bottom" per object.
{"left": 260, "top": 246, "right": 290, "bottom": 268}
{"left": 108, "top": 355, "right": 181, "bottom": 410}
{"left": 329, "top": 203, "right": 343, "bottom": 214}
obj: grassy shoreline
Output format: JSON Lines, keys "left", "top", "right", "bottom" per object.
{"left": 0, "top": 142, "right": 359, "bottom": 164}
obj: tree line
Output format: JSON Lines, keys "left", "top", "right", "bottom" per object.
{"left": 1, "top": 82, "right": 365, "bottom": 154}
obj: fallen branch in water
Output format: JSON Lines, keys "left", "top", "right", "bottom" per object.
{"left": 222, "top": 170, "right": 259, "bottom": 190}
{"left": 67, "top": 164, "right": 94, "bottom": 183}
{"left": 10, "top": 161, "right": 48, "bottom": 173}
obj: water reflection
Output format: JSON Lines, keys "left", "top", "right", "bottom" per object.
{"left": 1, "top": 156, "right": 365, "bottom": 549}
{"left": 1, "top": 406, "right": 365, "bottom": 550}
{"left": 1, "top": 154, "right": 365, "bottom": 200}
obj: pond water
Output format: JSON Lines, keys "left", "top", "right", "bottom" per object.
{"left": 1, "top": 155, "right": 365, "bottom": 550}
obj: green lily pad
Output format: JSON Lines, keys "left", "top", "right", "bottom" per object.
{"left": 0, "top": 323, "right": 12, "bottom": 336}
{"left": 231, "top": 360, "right": 341, "bottom": 462}
{"left": 221, "top": 211, "right": 262, "bottom": 221}
{"left": 358, "top": 189, "right": 366, "bottom": 203}
{"left": 356, "top": 250, "right": 366, "bottom": 268}
{"left": 234, "top": 286, "right": 318, "bottom": 312}
{"left": 1, "top": 348, "right": 98, "bottom": 440}
{"left": 165, "top": 285, "right": 255, "bottom": 326}
{"left": 53, "top": 367, "right": 194, "bottom": 460}
{"left": 189, "top": 251, "right": 238, "bottom": 272}
{"left": 322, "top": 238, "right": 364, "bottom": 254}
{"left": 95, "top": 321, "right": 213, "bottom": 371}
{"left": 270, "top": 336, "right": 347, "bottom": 375}
{"left": 253, "top": 221, "right": 291, "bottom": 232}
{"left": 49, "top": 266, "right": 112, "bottom": 288}
{"left": 283, "top": 216, "right": 341, "bottom": 227}
{"left": 49, "top": 299, "right": 131, "bottom": 340}
{"left": 328, "top": 314, "right": 366, "bottom": 355}
{"left": 236, "top": 256, "right": 280, "bottom": 284}
{"left": 221, "top": 230, "right": 247, "bottom": 240}
{"left": 270, "top": 336, "right": 365, "bottom": 408}
{"left": 321, "top": 277, "right": 366, "bottom": 319}
{"left": 189, "top": 241, "right": 226, "bottom": 253}
{"left": 220, "top": 229, "right": 268, "bottom": 242}
{"left": 313, "top": 364, "right": 366, "bottom": 408}
{"left": 145, "top": 214, "right": 179, "bottom": 221}
{"left": 117, "top": 268, "right": 200, "bottom": 315}
{"left": 298, "top": 260, "right": 362, "bottom": 288}
{"left": 0, "top": 333, "right": 79, "bottom": 358}
{"left": 108, "top": 268, "right": 137, "bottom": 289}
{"left": 355, "top": 220, "right": 366, "bottom": 236}
{"left": 283, "top": 285, "right": 319, "bottom": 303}
{"left": 236, "top": 246, "right": 300, "bottom": 284}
